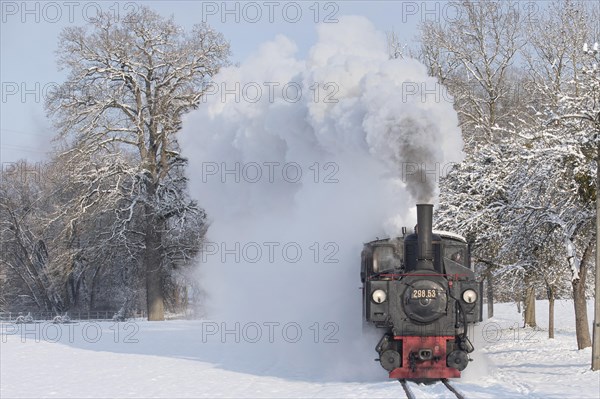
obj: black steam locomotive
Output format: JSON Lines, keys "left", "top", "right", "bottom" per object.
{"left": 361, "top": 204, "right": 482, "bottom": 380}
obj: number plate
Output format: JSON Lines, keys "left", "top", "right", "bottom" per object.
{"left": 411, "top": 289, "right": 437, "bottom": 299}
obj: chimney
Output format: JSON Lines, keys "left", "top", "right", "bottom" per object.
{"left": 416, "top": 204, "right": 434, "bottom": 271}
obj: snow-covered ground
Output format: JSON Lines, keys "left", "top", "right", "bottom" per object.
{"left": 1, "top": 300, "right": 598, "bottom": 398}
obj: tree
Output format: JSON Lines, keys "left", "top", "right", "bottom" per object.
{"left": 520, "top": 0, "right": 599, "bottom": 349}
{"left": 418, "top": 0, "right": 527, "bottom": 145}
{"left": 422, "top": 1, "right": 600, "bottom": 351}
{"left": 0, "top": 159, "right": 88, "bottom": 313}
{"left": 0, "top": 161, "right": 61, "bottom": 312}
{"left": 419, "top": 0, "right": 530, "bottom": 320}
{"left": 47, "top": 152, "right": 147, "bottom": 313}
{"left": 45, "top": 7, "right": 229, "bottom": 320}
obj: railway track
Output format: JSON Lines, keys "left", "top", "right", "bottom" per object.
{"left": 399, "top": 379, "right": 465, "bottom": 399}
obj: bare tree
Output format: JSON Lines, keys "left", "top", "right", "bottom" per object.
{"left": 386, "top": 30, "right": 407, "bottom": 60}
{"left": 46, "top": 7, "right": 229, "bottom": 320}
{"left": 418, "top": 0, "right": 527, "bottom": 144}
{"left": 0, "top": 160, "right": 69, "bottom": 313}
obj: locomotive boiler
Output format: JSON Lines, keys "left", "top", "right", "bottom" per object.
{"left": 361, "top": 204, "right": 483, "bottom": 380}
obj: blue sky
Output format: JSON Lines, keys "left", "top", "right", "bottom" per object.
{"left": 0, "top": 1, "right": 443, "bottom": 164}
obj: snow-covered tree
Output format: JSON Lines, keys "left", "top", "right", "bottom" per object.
{"left": 0, "top": 160, "right": 69, "bottom": 312}
{"left": 419, "top": 0, "right": 530, "bottom": 318}
{"left": 519, "top": 0, "right": 599, "bottom": 349}
{"left": 422, "top": 1, "right": 598, "bottom": 346}
{"left": 418, "top": 0, "right": 527, "bottom": 145}
{"left": 45, "top": 7, "right": 229, "bottom": 320}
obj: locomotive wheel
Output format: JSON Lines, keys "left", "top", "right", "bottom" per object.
{"left": 447, "top": 350, "right": 469, "bottom": 371}
{"left": 380, "top": 349, "right": 401, "bottom": 371}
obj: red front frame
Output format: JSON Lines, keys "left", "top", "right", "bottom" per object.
{"left": 388, "top": 336, "right": 460, "bottom": 379}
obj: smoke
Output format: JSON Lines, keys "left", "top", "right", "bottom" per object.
{"left": 179, "top": 16, "right": 463, "bottom": 381}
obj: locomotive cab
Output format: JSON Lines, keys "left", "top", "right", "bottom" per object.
{"left": 360, "top": 237, "right": 403, "bottom": 282}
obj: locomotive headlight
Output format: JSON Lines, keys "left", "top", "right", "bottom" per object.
{"left": 462, "top": 289, "right": 477, "bottom": 304}
{"left": 372, "top": 289, "right": 387, "bottom": 304}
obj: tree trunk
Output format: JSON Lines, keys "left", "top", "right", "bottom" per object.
{"left": 486, "top": 271, "right": 494, "bottom": 318}
{"left": 145, "top": 206, "right": 165, "bottom": 321}
{"left": 573, "top": 239, "right": 592, "bottom": 349}
{"left": 88, "top": 265, "right": 102, "bottom": 311}
{"left": 547, "top": 285, "right": 555, "bottom": 339}
{"left": 524, "top": 286, "right": 536, "bottom": 327}
{"left": 573, "top": 277, "right": 591, "bottom": 348}
{"left": 173, "top": 284, "right": 181, "bottom": 312}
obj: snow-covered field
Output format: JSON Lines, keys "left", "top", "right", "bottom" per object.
{"left": 1, "top": 300, "right": 598, "bottom": 398}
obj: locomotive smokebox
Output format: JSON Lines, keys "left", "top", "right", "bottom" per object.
{"left": 416, "top": 203, "right": 434, "bottom": 271}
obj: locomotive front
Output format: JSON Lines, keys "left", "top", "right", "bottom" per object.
{"left": 361, "top": 204, "right": 483, "bottom": 380}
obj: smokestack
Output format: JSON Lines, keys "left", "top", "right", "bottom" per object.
{"left": 416, "top": 204, "right": 434, "bottom": 271}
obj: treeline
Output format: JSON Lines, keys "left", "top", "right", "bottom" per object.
{"left": 404, "top": 0, "right": 598, "bottom": 348}
{"left": 0, "top": 154, "right": 207, "bottom": 318}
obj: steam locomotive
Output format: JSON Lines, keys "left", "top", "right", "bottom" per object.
{"left": 361, "top": 204, "right": 482, "bottom": 380}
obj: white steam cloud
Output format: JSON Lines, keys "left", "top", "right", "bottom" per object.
{"left": 180, "top": 16, "right": 463, "bottom": 381}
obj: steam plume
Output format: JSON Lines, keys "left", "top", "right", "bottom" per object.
{"left": 180, "top": 16, "right": 463, "bottom": 380}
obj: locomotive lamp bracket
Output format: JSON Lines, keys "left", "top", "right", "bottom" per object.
{"left": 457, "top": 335, "right": 474, "bottom": 353}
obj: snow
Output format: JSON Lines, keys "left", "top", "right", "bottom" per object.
{"left": 1, "top": 300, "right": 599, "bottom": 398}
